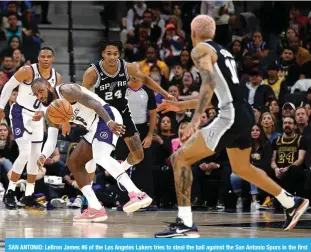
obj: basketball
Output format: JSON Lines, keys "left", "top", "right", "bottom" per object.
{"left": 47, "top": 99, "right": 73, "bottom": 125}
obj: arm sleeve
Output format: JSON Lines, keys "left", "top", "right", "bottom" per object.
{"left": 0, "top": 76, "right": 20, "bottom": 109}
{"left": 41, "top": 127, "right": 59, "bottom": 158}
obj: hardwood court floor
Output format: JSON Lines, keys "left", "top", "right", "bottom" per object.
{"left": 0, "top": 206, "right": 310, "bottom": 238}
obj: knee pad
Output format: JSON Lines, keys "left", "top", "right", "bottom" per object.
{"left": 85, "top": 159, "right": 97, "bottom": 173}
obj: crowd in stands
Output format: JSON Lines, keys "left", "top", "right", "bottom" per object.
{"left": 0, "top": 1, "right": 311, "bottom": 213}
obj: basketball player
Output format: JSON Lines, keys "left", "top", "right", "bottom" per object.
{"left": 155, "top": 15, "right": 309, "bottom": 238}
{"left": 0, "top": 47, "right": 62, "bottom": 209}
{"left": 82, "top": 41, "right": 175, "bottom": 172}
{"left": 32, "top": 78, "right": 152, "bottom": 222}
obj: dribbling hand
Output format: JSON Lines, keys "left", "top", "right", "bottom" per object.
{"left": 107, "top": 121, "right": 126, "bottom": 137}
{"left": 37, "top": 154, "right": 46, "bottom": 171}
{"left": 32, "top": 111, "right": 44, "bottom": 121}
{"left": 62, "top": 122, "right": 71, "bottom": 137}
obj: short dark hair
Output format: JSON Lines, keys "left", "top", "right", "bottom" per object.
{"left": 39, "top": 47, "right": 54, "bottom": 55}
{"left": 101, "top": 40, "right": 123, "bottom": 53}
{"left": 282, "top": 47, "right": 294, "bottom": 53}
{"left": 283, "top": 116, "right": 296, "bottom": 124}
{"left": 6, "top": 12, "right": 17, "bottom": 18}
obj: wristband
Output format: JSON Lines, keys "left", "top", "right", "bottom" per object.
{"left": 107, "top": 120, "right": 112, "bottom": 126}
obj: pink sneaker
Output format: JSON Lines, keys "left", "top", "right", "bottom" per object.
{"left": 123, "top": 192, "right": 153, "bottom": 213}
{"left": 73, "top": 207, "right": 108, "bottom": 222}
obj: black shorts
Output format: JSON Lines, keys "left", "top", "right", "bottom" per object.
{"left": 201, "top": 102, "right": 255, "bottom": 153}
{"left": 119, "top": 106, "right": 138, "bottom": 138}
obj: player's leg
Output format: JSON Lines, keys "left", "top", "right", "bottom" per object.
{"left": 119, "top": 110, "right": 144, "bottom": 170}
{"left": 227, "top": 147, "right": 309, "bottom": 231}
{"left": 155, "top": 130, "right": 214, "bottom": 238}
{"left": 5, "top": 105, "right": 32, "bottom": 209}
{"left": 68, "top": 139, "right": 107, "bottom": 222}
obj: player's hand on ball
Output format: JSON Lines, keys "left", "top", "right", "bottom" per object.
{"left": 37, "top": 154, "right": 46, "bottom": 171}
{"left": 166, "top": 94, "right": 177, "bottom": 102}
{"left": 157, "top": 100, "right": 181, "bottom": 113}
{"left": 108, "top": 121, "right": 126, "bottom": 136}
{"left": 32, "top": 111, "right": 44, "bottom": 121}
{"left": 62, "top": 122, "right": 71, "bottom": 137}
{"left": 0, "top": 108, "right": 5, "bottom": 121}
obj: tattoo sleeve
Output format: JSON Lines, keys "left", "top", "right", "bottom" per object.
{"left": 62, "top": 85, "right": 112, "bottom": 124}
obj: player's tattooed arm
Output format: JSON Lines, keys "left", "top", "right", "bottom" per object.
{"left": 61, "top": 84, "right": 125, "bottom": 136}
{"left": 82, "top": 66, "right": 97, "bottom": 89}
{"left": 127, "top": 63, "right": 176, "bottom": 101}
{"left": 190, "top": 45, "right": 216, "bottom": 129}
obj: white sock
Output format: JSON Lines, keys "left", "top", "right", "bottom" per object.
{"left": 178, "top": 206, "right": 193, "bottom": 227}
{"left": 275, "top": 189, "right": 295, "bottom": 209}
{"left": 121, "top": 159, "right": 132, "bottom": 171}
{"left": 80, "top": 185, "right": 102, "bottom": 210}
{"left": 7, "top": 181, "right": 16, "bottom": 192}
{"left": 25, "top": 183, "right": 35, "bottom": 196}
{"left": 118, "top": 173, "right": 141, "bottom": 193}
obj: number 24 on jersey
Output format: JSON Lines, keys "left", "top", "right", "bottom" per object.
{"left": 105, "top": 90, "right": 122, "bottom": 100}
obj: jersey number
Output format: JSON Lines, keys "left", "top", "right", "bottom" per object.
{"left": 225, "top": 59, "right": 239, "bottom": 84}
{"left": 75, "top": 116, "right": 87, "bottom": 127}
{"left": 33, "top": 99, "right": 41, "bottom": 109}
{"left": 105, "top": 90, "right": 122, "bottom": 101}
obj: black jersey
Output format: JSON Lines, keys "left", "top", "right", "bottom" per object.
{"left": 91, "top": 59, "right": 130, "bottom": 111}
{"left": 202, "top": 40, "right": 246, "bottom": 107}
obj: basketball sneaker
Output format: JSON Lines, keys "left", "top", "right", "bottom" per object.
{"left": 283, "top": 197, "right": 309, "bottom": 231}
{"left": 73, "top": 207, "right": 108, "bottom": 222}
{"left": 19, "top": 194, "right": 36, "bottom": 207}
{"left": 123, "top": 192, "right": 152, "bottom": 213}
{"left": 4, "top": 190, "right": 17, "bottom": 210}
{"left": 70, "top": 195, "right": 83, "bottom": 209}
{"left": 51, "top": 195, "right": 71, "bottom": 208}
{"left": 155, "top": 218, "right": 200, "bottom": 238}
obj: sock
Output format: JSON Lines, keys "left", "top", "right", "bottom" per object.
{"left": 121, "top": 159, "right": 132, "bottom": 171}
{"left": 118, "top": 173, "right": 141, "bottom": 193}
{"left": 80, "top": 185, "right": 102, "bottom": 210}
{"left": 178, "top": 206, "right": 193, "bottom": 227}
{"left": 7, "top": 181, "right": 16, "bottom": 192}
{"left": 25, "top": 183, "right": 35, "bottom": 196}
{"left": 275, "top": 189, "right": 295, "bottom": 209}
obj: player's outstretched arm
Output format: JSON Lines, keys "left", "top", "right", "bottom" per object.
{"left": 61, "top": 84, "right": 125, "bottom": 136}
{"left": 82, "top": 66, "right": 97, "bottom": 89}
{"left": 157, "top": 99, "right": 199, "bottom": 114}
{"left": 127, "top": 63, "right": 176, "bottom": 101}
{"left": 38, "top": 119, "right": 60, "bottom": 170}
{"left": 190, "top": 44, "right": 216, "bottom": 129}
{"left": 0, "top": 66, "right": 32, "bottom": 117}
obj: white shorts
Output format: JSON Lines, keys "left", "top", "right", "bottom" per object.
{"left": 83, "top": 105, "right": 123, "bottom": 148}
{"left": 10, "top": 103, "right": 44, "bottom": 143}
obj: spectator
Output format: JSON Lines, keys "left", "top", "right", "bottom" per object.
{"left": 178, "top": 71, "right": 199, "bottom": 100}
{"left": 268, "top": 99, "right": 282, "bottom": 132}
{"left": 289, "top": 35, "right": 311, "bottom": 66}
{"left": 295, "top": 106, "right": 309, "bottom": 134}
{"left": 282, "top": 102, "right": 296, "bottom": 118}
{"left": 12, "top": 48, "right": 24, "bottom": 71}
{"left": 168, "top": 15, "right": 185, "bottom": 39}
{"left": 244, "top": 68, "right": 275, "bottom": 107}
{"left": 1, "top": 35, "right": 21, "bottom": 57}
{"left": 149, "top": 4, "right": 165, "bottom": 42}
{"left": 150, "top": 64, "right": 169, "bottom": 90}
{"left": 289, "top": 7, "right": 308, "bottom": 38}
{"left": 125, "top": 1, "right": 147, "bottom": 39}
{"left": 169, "top": 62, "right": 183, "bottom": 87}
{"left": 278, "top": 47, "right": 301, "bottom": 87}
{"left": 260, "top": 112, "right": 282, "bottom": 143}
{"left": 0, "top": 55, "right": 14, "bottom": 80}
{"left": 263, "top": 63, "right": 288, "bottom": 105}
{"left": 139, "top": 44, "right": 169, "bottom": 80}
{"left": 44, "top": 147, "right": 66, "bottom": 177}
{"left": 159, "top": 23, "right": 185, "bottom": 67}
{"left": 167, "top": 85, "right": 180, "bottom": 99}
{"left": 239, "top": 53, "right": 254, "bottom": 85}
{"left": 244, "top": 30, "right": 269, "bottom": 62}
{"left": 175, "top": 109, "right": 191, "bottom": 127}
{"left": 252, "top": 104, "right": 263, "bottom": 124}
{"left": 4, "top": 12, "right": 23, "bottom": 42}
{"left": 271, "top": 116, "right": 306, "bottom": 196}
{"left": 229, "top": 40, "right": 243, "bottom": 69}
{"left": 207, "top": 107, "right": 217, "bottom": 121}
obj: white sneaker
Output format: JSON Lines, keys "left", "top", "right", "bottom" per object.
{"left": 51, "top": 195, "right": 71, "bottom": 208}
{"left": 251, "top": 200, "right": 261, "bottom": 211}
{"left": 236, "top": 197, "right": 243, "bottom": 209}
{"left": 71, "top": 196, "right": 83, "bottom": 209}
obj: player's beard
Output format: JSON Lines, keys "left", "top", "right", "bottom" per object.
{"left": 42, "top": 89, "right": 55, "bottom": 106}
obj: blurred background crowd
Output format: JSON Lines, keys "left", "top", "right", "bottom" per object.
{"left": 0, "top": 1, "right": 310, "bottom": 213}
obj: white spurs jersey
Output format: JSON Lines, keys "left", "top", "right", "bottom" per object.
{"left": 16, "top": 63, "right": 58, "bottom": 111}
{"left": 55, "top": 84, "right": 107, "bottom": 130}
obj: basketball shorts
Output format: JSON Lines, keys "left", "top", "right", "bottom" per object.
{"left": 201, "top": 102, "right": 255, "bottom": 153}
{"left": 10, "top": 103, "right": 44, "bottom": 143}
{"left": 83, "top": 104, "right": 123, "bottom": 148}
{"left": 119, "top": 105, "right": 138, "bottom": 138}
